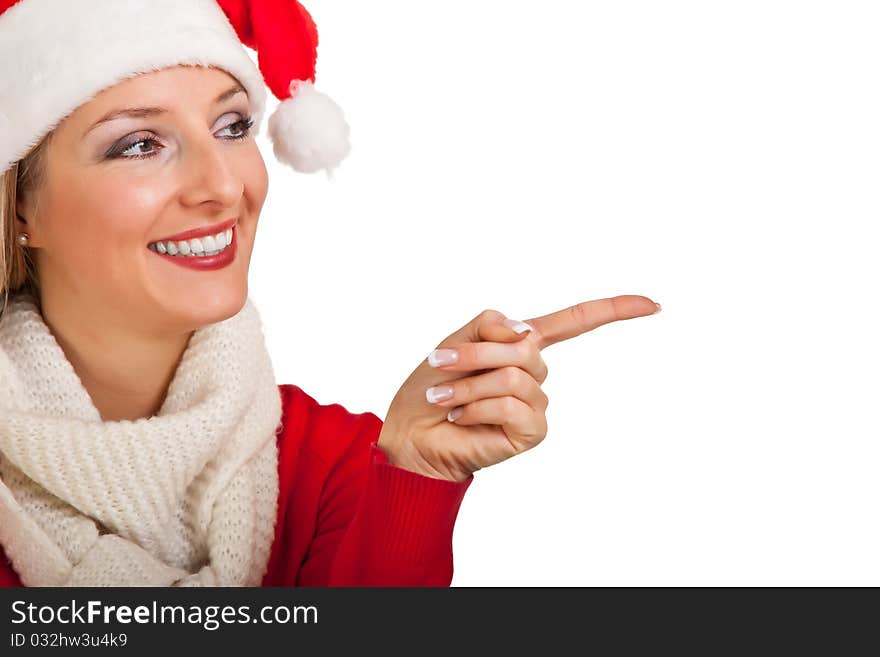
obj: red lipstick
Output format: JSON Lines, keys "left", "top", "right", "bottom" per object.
{"left": 150, "top": 217, "right": 238, "bottom": 244}
{"left": 149, "top": 224, "right": 237, "bottom": 271}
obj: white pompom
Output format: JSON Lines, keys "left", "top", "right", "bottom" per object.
{"left": 267, "top": 79, "right": 351, "bottom": 176}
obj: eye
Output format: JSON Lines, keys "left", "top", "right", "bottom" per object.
{"left": 108, "top": 115, "right": 255, "bottom": 161}
{"left": 219, "top": 115, "right": 255, "bottom": 141}
{"left": 114, "top": 136, "right": 161, "bottom": 160}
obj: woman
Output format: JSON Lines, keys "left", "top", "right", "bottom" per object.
{"left": 0, "top": 0, "right": 660, "bottom": 587}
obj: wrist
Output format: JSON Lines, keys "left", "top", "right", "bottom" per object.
{"left": 376, "top": 433, "right": 470, "bottom": 482}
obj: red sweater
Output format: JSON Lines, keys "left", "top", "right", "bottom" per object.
{"left": 0, "top": 384, "right": 473, "bottom": 587}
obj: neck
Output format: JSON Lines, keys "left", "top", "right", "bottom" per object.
{"left": 39, "top": 296, "right": 193, "bottom": 422}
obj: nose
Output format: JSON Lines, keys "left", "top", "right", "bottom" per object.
{"left": 178, "top": 130, "right": 244, "bottom": 210}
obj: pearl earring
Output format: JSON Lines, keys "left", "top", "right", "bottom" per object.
{"left": 17, "top": 232, "right": 29, "bottom": 246}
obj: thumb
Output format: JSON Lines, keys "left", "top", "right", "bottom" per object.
{"left": 488, "top": 316, "right": 535, "bottom": 343}
{"left": 436, "top": 309, "right": 535, "bottom": 349}
{"left": 469, "top": 309, "right": 535, "bottom": 345}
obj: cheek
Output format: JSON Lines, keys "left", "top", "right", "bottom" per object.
{"left": 42, "top": 173, "right": 168, "bottom": 270}
{"left": 242, "top": 146, "right": 269, "bottom": 211}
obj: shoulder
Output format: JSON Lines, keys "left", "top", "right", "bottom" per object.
{"left": 275, "top": 384, "right": 384, "bottom": 469}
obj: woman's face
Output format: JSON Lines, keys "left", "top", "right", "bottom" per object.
{"left": 17, "top": 65, "right": 268, "bottom": 335}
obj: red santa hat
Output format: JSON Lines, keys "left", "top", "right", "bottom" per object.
{"left": 0, "top": 0, "right": 351, "bottom": 178}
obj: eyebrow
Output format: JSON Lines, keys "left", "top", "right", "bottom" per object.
{"left": 85, "top": 83, "right": 247, "bottom": 135}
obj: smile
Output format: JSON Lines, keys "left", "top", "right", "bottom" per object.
{"left": 147, "top": 225, "right": 238, "bottom": 271}
{"left": 148, "top": 227, "right": 233, "bottom": 257}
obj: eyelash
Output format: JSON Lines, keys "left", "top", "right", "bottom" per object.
{"left": 109, "top": 115, "right": 255, "bottom": 161}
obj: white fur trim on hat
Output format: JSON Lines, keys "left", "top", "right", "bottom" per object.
{"left": 0, "top": 0, "right": 267, "bottom": 175}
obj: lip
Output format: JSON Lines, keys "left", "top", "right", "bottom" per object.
{"left": 149, "top": 217, "right": 238, "bottom": 245}
{"left": 149, "top": 224, "right": 237, "bottom": 271}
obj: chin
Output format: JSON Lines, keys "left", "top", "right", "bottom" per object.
{"left": 203, "top": 286, "right": 249, "bottom": 324}
{"left": 162, "top": 283, "right": 249, "bottom": 332}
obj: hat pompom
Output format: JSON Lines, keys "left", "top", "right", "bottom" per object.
{"left": 267, "top": 79, "right": 351, "bottom": 177}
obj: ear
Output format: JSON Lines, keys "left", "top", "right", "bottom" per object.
{"left": 15, "top": 192, "right": 31, "bottom": 225}
{"left": 14, "top": 190, "right": 41, "bottom": 248}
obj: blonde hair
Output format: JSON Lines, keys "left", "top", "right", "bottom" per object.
{"left": 1, "top": 131, "right": 53, "bottom": 317}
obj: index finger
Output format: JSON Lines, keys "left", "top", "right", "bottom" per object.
{"left": 525, "top": 295, "right": 661, "bottom": 350}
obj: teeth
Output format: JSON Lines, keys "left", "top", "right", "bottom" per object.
{"left": 149, "top": 227, "right": 234, "bottom": 258}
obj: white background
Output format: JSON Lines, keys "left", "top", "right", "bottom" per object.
{"left": 248, "top": 1, "right": 879, "bottom": 585}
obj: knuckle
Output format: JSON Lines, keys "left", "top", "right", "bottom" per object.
{"left": 569, "top": 302, "right": 591, "bottom": 331}
{"left": 459, "top": 376, "right": 475, "bottom": 401}
{"left": 479, "top": 308, "right": 503, "bottom": 323}
{"left": 503, "top": 396, "right": 519, "bottom": 416}
{"left": 539, "top": 359, "right": 550, "bottom": 384}
{"left": 501, "top": 366, "right": 521, "bottom": 390}
{"left": 515, "top": 339, "right": 533, "bottom": 362}
{"left": 528, "top": 339, "right": 541, "bottom": 359}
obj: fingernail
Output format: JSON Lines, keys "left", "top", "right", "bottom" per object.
{"left": 654, "top": 302, "right": 662, "bottom": 314}
{"left": 448, "top": 407, "right": 464, "bottom": 422}
{"left": 502, "top": 318, "right": 533, "bottom": 334}
{"left": 428, "top": 348, "right": 459, "bottom": 367}
{"left": 426, "top": 384, "right": 454, "bottom": 404}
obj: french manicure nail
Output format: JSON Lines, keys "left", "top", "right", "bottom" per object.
{"left": 654, "top": 303, "right": 662, "bottom": 314}
{"left": 428, "top": 349, "right": 459, "bottom": 367}
{"left": 426, "top": 384, "right": 454, "bottom": 403}
{"left": 448, "top": 407, "right": 464, "bottom": 422}
{"left": 502, "top": 318, "right": 533, "bottom": 334}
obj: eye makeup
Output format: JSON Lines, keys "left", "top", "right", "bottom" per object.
{"left": 103, "top": 114, "right": 255, "bottom": 161}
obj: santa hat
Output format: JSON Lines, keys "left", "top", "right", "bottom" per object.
{"left": 0, "top": 0, "right": 351, "bottom": 178}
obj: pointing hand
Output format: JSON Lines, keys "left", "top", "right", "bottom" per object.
{"left": 377, "top": 295, "right": 661, "bottom": 482}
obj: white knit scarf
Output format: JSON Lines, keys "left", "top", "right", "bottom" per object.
{"left": 0, "top": 292, "right": 282, "bottom": 587}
